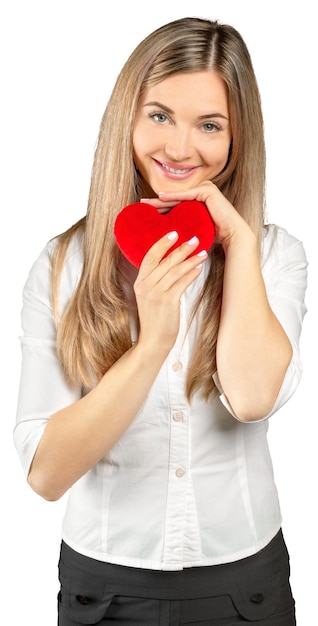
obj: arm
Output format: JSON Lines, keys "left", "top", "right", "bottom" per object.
{"left": 17, "top": 233, "right": 208, "bottom": 501}
{"left": 27, "top": 342, "right": 169, "bottom": 500}
{"left": 155, "top": 183, "right": 306, "bottom": 421}
{"left": 216, "top": 221, "right": 292, "bottom": 420}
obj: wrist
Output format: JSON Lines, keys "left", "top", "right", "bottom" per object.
{"left": 133, "top": 337, "right": 171, "bottom": 367}
{"left": 221, "top": 221, "right": 257, "bottom": 257}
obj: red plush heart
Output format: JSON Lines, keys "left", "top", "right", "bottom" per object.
{"left": 114, "top": 200, "right": 215, "bottom": 268}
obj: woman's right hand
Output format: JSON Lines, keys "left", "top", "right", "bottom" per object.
{"left": 134, "top": 231, "right": 208, "bottom": 355}
{"left": 26, "top": 231, "right": 207, "bottom": 501}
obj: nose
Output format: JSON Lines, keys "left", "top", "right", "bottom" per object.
{"left": 164, "top": 127, "right": 194, "bottom": 162}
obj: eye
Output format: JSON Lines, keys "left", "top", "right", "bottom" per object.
{"left": 202, "top": 121, "right": 221, "bottom": 133}
{"left": 149, "top": 112, "right": 170, "bottom": 124}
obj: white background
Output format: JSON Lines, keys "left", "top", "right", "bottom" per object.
{"left": 1, "top": 1, "right": 316, "bottom": 624}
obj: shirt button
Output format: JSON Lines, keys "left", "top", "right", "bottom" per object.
{"left": 173, "top": 411, "right": 183, "bottom": 422}
{"left": 172, "top": 361, "right": 183, "bottom": 372}
{"left": 175, "top": 467, "right": 186, "bottom": 478}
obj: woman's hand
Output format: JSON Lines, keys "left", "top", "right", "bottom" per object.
{"left": 141, "top": 181, "right": 252, "bottom": 252}
{"left": 141, "top": 182, "right": 292, "bottom": 422}
{"left": 134, "top": 230, "right": 207, "bottom": 355}
{"left": 28, "top": 229, "right": 208, "bottom": 501}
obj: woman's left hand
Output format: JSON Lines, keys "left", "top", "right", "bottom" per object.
{"left": 142, "top": 181, "right": 293, "bottom": 423}
{"left": 141, "top": 181, "right": 251, "bottom": 252}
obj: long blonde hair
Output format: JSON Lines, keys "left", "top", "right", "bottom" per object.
{"left": 51, "top": 17, "right": 266, "bottom": 399}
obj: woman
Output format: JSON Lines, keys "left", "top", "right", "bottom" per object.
{"left": 14, "top": 17, "right": 307, "bottom": 625}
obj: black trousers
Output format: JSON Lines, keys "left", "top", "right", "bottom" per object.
{"left": 57, "top": 529, "right": 296, "bottom": 625}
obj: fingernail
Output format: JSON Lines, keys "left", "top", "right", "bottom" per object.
{"left": 197, "top": 249, "right": 207, "bottom": 257}
{"left": 188, "top": 236, "right": 199, "bottom": 245}
{"left": 167, "top": 231, "right": 178, "bottom": 240}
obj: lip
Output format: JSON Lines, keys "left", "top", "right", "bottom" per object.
{"left": 153, "top": 158, "right": 200, "bottom": 180}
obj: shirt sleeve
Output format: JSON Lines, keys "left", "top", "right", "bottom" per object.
{"left": 213, "top": 224, "right": 308, "bottom": 420}
{"left": 13, "top": 240, "right": 83, "bottom": 477}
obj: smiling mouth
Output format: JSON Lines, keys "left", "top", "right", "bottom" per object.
{"left": 160, "top": 162, "right": 194, "bottom": 175}
{"left": 154, "top": 159, "right": 198, "bottom": 177}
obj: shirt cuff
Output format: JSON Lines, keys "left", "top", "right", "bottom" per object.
{"left": 212, "top": 354, "right": 302, "bottom": 422}
{"left": 13, "top": 419, "right": 47, "bottom": 477}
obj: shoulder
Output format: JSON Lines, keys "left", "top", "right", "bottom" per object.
{"left": 48, "top": 227, "right": 84, "bottom": 266}
{"left": 24, "top": 229, "right": 84, "bottom": 308}
{"left": 261, "top": 223, "right": 308, "bottom": 274}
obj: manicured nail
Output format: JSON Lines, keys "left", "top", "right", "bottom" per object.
{"left": 195, "top": 250, "right": 207, "bottom": 269}
{"left": 188, "top": 236, "right": 199, "bottom": 245}
{"left": 167, "top": 231, "right": 178, "bottom": 240}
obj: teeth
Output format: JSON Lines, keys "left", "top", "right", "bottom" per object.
{"left": 161, "top": 163, "right": 192, "bottom": 175}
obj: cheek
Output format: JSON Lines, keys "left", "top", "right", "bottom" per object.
{"left": 132, "top": 135, "right": 151, "bottom": 172}
{"left": 218, "top": 151, "right": 230, "bottom": 169}
{"left": 132, "top": 119, "right": 144, "bottom": 156}
{"left": 132, "top": 119, "right": 153, "bottom": 155}
{"left": 132, "top": 131, "right": 141, "bottom": 162}
{"left": 132, "top": 133, "right": 152, "bottom": 186}
{"left": 211, "top": 142, "right": 231, "bottom": 169}
{"left": 199, "top": 142, "right": 231, "bottom": 181}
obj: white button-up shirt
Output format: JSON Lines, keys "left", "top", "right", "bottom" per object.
{"left": 14, "top": 224, "right": 307, "bottom": 570}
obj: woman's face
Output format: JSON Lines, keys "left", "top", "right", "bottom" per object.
{"left": 133, "top": 71, "right": 232, "bottom": 196}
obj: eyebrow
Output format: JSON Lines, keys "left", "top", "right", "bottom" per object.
{"left": 143, "top": 101, "right": 229, "bottom": 121}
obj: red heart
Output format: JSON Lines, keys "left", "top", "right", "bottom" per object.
{"left": 114, "top": 200, "right": 215, "bottom": 268}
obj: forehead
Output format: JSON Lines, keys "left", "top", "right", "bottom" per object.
{"left": 140, "top": 71, "right": 229, "bottom": 112}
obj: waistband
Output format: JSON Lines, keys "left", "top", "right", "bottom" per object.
{"left": 59, "top": 529, "right": 288, "bottom": 600}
